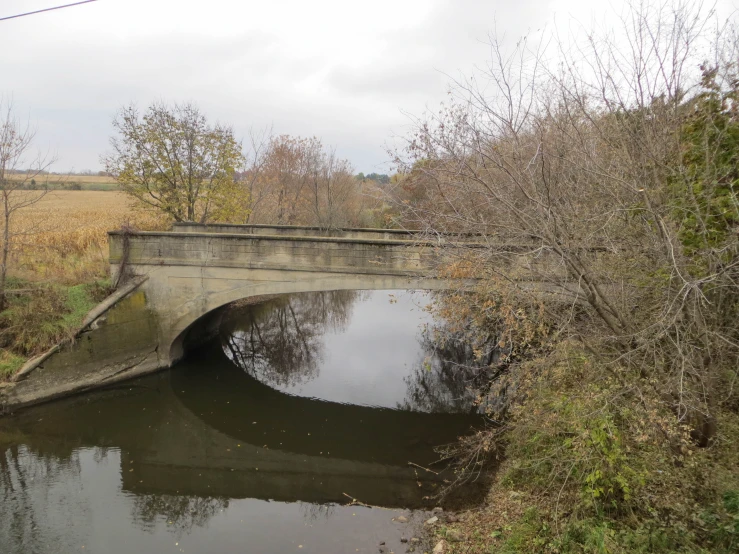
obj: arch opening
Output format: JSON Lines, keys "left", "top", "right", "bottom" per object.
{"left": 165, "top": 273, "right": 451, "bottom": 366}
{"left": 170, "top": 288, "right": 490, "bottom": 415}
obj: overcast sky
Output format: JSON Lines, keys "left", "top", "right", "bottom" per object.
{"left": 1, "top": 0, "right": 734, "bottom": 174}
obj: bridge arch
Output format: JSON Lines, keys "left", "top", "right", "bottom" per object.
{"left": 166, "top": 271, "right": 450, "bottom": 365}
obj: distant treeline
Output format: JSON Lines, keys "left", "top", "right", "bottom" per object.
{"left": 355, "top": 172, "right": 390, "bottom": 184}
{"left": 4, "top": 169, "right": 112, "bottom": 177}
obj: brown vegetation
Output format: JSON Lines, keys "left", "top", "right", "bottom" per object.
{"left": 241, "top": 134, "right": 386, "bottom": 228}
{"left": 391, "top": 2, "right": 739, "bottom": 552}
{"left": 8, "top": 191, "right": 165, "bottom": 283}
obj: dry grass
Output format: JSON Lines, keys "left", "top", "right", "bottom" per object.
{"left": 6, "top": 191, "right": 168, "bottom": 284}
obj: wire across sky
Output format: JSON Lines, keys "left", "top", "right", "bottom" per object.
{"left": 0, "top": 0, "right": 98, "bottom": 22}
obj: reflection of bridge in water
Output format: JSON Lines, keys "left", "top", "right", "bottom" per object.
{"left": 4, "top": 344, "right": 481, "bottom": 509}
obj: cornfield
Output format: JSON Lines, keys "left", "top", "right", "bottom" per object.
{"left": 2, "top": 191, "right": 169, "bottom": 283}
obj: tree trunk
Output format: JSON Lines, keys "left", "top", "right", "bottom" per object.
{"left": 0, "top": 197, "right": 10, "bottom": 311}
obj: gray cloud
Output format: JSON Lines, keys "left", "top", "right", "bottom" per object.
{"left": 1, "top": 0, "right": 651, "bottom": 173}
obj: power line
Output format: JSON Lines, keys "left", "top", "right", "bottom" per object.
{"left": 0, "top": 0, "right": 98, "bottom": 22}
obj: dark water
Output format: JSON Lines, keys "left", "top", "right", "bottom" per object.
{"left": 0, "top": 290, "right": 483, "bottom": 553}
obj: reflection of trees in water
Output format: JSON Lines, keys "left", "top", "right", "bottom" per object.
{"left": 299, "top": 501, "right": 336, "bottom": 522}
{"left": 131, "top": 494, "right": 229, "bottom": 535}
{"left": 399, "top": 323, "right": 496, "bottom": 413}
{"left": 0, "top": 445, "right": 88, "bottom": 552}
{"left": 224, "top": 289, "right": 494, "bottom": 414}
{"left": 222, "top": 291, "right": 363, "bottom": 388}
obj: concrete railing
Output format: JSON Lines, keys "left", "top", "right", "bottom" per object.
{"left": 171, "top": 222, "right": 420, "bottom": 241}
{"left": 109, "top": 230, "right": 453, "bottom": 277}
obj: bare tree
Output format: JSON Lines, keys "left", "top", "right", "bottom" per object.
{"left": 0, "top": 98, "right": 55, "bottom": 309}
{"left": 307, "top": 146, "right": 357, "bottom": 229}
{"left": 247, "top": 135, "right": 362, "bottom": 228}
{"left": 238, "top": 126, "right": 272, "bottom": 224}
{"left": 262, "top": 135, "right": 321, "bottom": 225}
{"left": 391, "top": 2, "right": 737, "bottom": 446}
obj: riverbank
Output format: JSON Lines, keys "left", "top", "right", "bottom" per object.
{"left": 0, "top": 191, "right": 167, "bottom": 381}
{"left": 0, "top": 279, "right": 111, "bottom": 379}
{"left": 423, "top": 342, "right": 739, "bottom": 554}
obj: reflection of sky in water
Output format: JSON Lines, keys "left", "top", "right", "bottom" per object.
{"left": 286, "top": 290, "right": 432, "bottom": 407}
{"left": 225, "top": 290, "right": 436, "bottom": 409}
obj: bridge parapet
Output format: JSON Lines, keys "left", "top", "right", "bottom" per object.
{"left": 171, "top": 222, "right": 420, "bottom": 241}
{"left": 109, "top": 230, "right": 447, "bottom": 277}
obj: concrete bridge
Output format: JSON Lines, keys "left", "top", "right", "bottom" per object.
{"left": 108, "top": 223, "right": 459, "bottom": 369}
{"left": 3, "top": 223, "right": 474, "bottom": 410}
{"left": 4, "top": 223, "right": 571, "bottom": 411}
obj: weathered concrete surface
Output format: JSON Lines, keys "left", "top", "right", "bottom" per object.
{"left": 0, "top": 289, "right": 160, "bottom": 412}
{"left": 111, "top": 230, "right": 444, "bottom": 275}
{"left": 109, "top": 230, "right": 458, "bottom": 367}
{"left": 172, "top": 221, "right": 419, "bottom": 240}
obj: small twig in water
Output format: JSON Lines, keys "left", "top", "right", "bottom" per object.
{"left": 408, "top": 461, "right": 439, "bottom": 475}
{"left": 342, "top": 492, "right": 372, "bottom": 508}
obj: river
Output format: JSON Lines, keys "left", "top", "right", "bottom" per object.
{"left": 0, "top": 290, "right": 484, "bottom": 553}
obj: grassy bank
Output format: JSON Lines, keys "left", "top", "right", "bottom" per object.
{"left": 0, "top": 191, "right": 167, "bottom": 380}
{"left": 0, "top": 279, "right": 111, "bottom": 379}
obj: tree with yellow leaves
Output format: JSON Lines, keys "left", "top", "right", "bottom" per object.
{"left": 103, "top": 102, "right": 245, "bottom": 223}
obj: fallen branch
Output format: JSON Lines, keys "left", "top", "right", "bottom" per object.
{"left": 341, "top": 492, "right": 373, "bottom": 508}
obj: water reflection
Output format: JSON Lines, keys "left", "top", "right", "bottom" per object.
{"left": 131, "top": 494, "right": 229, "bottom": 534}
{"left": 223, "top": 290, "right": 363, "bottom": 388}
{"left": 0, "top": 290, "right": 488, "bottom": 553}
{"left": 299, "top": 501, "right": 336, "bottom": 523}
{"left": 400, "top": 327, "right": 491, "bottom": 413}
{"left": 222, "top": 290, "right": 484, "bottom": 413}
{"left": 0, "top": 444, "right": 89, "bottom": 553}
{"left": 172, "top": 343, "right": 479, "bottom": 473}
